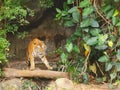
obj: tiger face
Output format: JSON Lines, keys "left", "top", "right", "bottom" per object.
{"left": 26, "top": 38, "right": 52, "bottom": 70}
{"left": 32, "top": 39, "right": 46, "bottom": 57}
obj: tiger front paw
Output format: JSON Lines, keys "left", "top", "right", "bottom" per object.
{"left": 48, "top": 66, "right": 53, "bottom": 70}
{"left": 30, "top": 67, "right": 35, "bottom": 70}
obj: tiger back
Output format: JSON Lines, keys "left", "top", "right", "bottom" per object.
{"left": 26, "top": 38, "right": 52, "bottom": 70}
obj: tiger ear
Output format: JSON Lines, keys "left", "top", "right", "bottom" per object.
{"left": 39, "top": 41, "right": 43, "bottom": 47}
{"left": 33, "top": 38, "right": 38, "bottom": 45}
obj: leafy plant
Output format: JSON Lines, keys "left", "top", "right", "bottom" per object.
{"left": 0, "top": 0, "right": 34, "bottom": 67}
{"left": 56, "top": 0, "right": 120, "bottom": 85}
{"left": 22, "top": 80, "right": 38, "bottom": 90}
{"left": 17, "top": 31, "right": 28, "bottom": 39}
{"left": 39, "top": 0, "right": 54, "bottom": 8}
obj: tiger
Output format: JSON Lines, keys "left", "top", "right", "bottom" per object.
{"left": 26, "top": 38, "right": 53, "bottom": 70}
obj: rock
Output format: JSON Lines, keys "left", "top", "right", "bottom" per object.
{"left": 0, "top": 78, "right": 22, "bottom": 90}
{"left": 75, "top": 84, "right": 110, "bottom": 90}
{"left": 47, "top": 78, "right": 74, "bottom": 90}
{"left": 55, "top": 78, "right": 74, "bottom": 90}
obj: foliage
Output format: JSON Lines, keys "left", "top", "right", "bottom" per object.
{"left": 22, "top": 80, "right": 38, "bottom": 90}
{"left": 56, "top": 0, "right": 120, "bottom": 85}
{"left": 0, "top": 0, "right": 34, "bottom": 67}
{"left": 39, "top": 0, "right": 54, "bottom": 8}
{"left": 0, "top": 38, "right": 10, "bottom": 63}
{"left": 17, "top": 31, "right": 28, "bottom": 39}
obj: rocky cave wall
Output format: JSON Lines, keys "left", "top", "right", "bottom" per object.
{"left": 8, "top": 16, "right": 73, "bottom": 59}
{"left": 7, "top": 0, "right": 73, "bottom": 60}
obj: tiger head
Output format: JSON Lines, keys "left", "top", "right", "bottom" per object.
{"left": 33, "top": 38, "right": 47, "bottom": 55}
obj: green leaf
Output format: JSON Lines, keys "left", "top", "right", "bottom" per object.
{"left": 109, "top": 83, "right": 114, "bottom": 89}
{"left": 112, "top": 17, "right": 118, "bottom": 25}
{"left": 113, "top": 10, "right": 119, "bottom": 16}
{"left": 117, "top": 49, "right": 120, "bottom": 60}
{"left": 83, "top": 6, "right": 93, "bottom": 16}
{"left": 74, "top": 28, "right": 81, "bottom": 36}
{"left": 116, "top": 22, "right": 120, "bottom": 26}
{"left": 116, "top": 39, "right": 120, "bottom": 47}
{"left": 110, "top": 73, "right": 117, "bottom": 81}
{"left": 114, "top": 0, "right": 119, "bottom": 2}
{"left": 106, "top": 9, "right": 114, "bottom": 19}
{"left": 68, "top": 7, "right": 77, "bottom": 13}
{"left": 79, "top": 0, "right": 90, "bottom": 8}
{"left": 95, "top": 45, "right": 108, "bottom": 50}
{"left": 98, "top": 34, "right": 108, "bottom": 45}
{"left": 98, "top": 55, "right": 109, "bottom": 62}
{"left": 0, "top": 53, "right": 6, "bottom": 60}
{"left": 64, "top": 21, "right": 75, "bottom": 27}
{"left": 80, "top": 18, "right": 91, "bottom": 27}
{"left": 61, "top": 11, "right": 68, "bottom": 16}
{"left": 105, "top": 62, "right": 113, "bottom": 71}
{"left": 102, "top": 5, "right": 112, "bottom": 13}
{"left": 115, "top": 63, "right": 120, "bottom": 71}
{"left": 91, "top": 19, "right": 99, "bottom": 27}
{"left": 56, "top": 8, "right": 62, "bottom": 13}
{"left": 90, "top": 29, "right": 101, "bottom": 36}
{"left": 73, "top": 45, "right": 80, "bottom": 53}
{"left": 86, "top": 37, "right": 98, "bottom": 45}
{"left": 67, "top": 0, "right": 74, "bottom": 4}
{"left": 72, "top": 11, "right": 80, "bottom": 22}
{"left": 66, "top": 42, "right": 73, "bottom": 53}
{"left": 61, "top": 52, "right": 68, "bottom": 64}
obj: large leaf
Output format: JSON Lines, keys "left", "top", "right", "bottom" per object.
{"left": 114, "top": 0, "right": 119, "bottom": 2}
{"left": 102, "top": 5, "right": 112, "bottom": 14}
{"left": 0, "top": 53, "right": 6, "bottom": 60}
{"left": 79, "top": 0, "right": 90, "bottom": 8}
{"left": 68, "top": 7, "right": 77, "bottom": 13}
{"left": 61, "top": 52, "right": 68, "bottom": 64}
{"left": 74, "top": 28, "right": 81, "bottom": 36}
{"left": 56, "top": 8, "right": 62, "bottom": 13}
{"left": 98, "top": 34, "right": 108, "bottom": 45}
{"left": 95, "top": 45, "right": 108, "bottom": 50}
{"left": 105, "top": 62, "right": 113, "bottom": 71}
{"left": 91, "top": 19, "right": 99, "bottom": 27}
{"left": 72, "top": 11, "right": 80, "bottom": 22}
{"left": 80, "top": 18, "right": 91, "bottom": 27}
{"left": 90, "top": 29, "right": 101, "bottom": 36}
{"left": 112, "top": 17, "right": 118, "bottom": 25}
{"left": 110, "top": 73, "right": 117, "bottom": 81}
{"left": 64, "top": 21, "right": 75, "bottom": 27}
{"left": 98, "top": 55, "right": 109, "bottom": 62}
{"left": 89, "top": 63, "right": 97, "bottom": 75}
{"left": 115, "top": 63, "right": 120, "bottom": 71}
{"left": 116, "top": 22, "right": 120, "bottom": 26}
{"left": 117, "top": 49, "right": 120, "bottom": 60}
{"left": 82, "top": 6, "right": 93, "bottom": 16}
{"left": 86, "top": 37, "right": 98, "bottom": 46}
{"left": 106, "top": 9, "right": 114, "bottom": 19}
{"left": 67, "top": 0, "right": 74, "bottom": 4}
{"left": 66, "top": 42, "right": 73, "bottom": 53}
{"left": 73, "top": 45, "right": 80, "bottom": 53}
{"left": 113, "top": 10, "right": 119, "bottom": 17}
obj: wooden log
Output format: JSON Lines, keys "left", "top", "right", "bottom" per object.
{"left": 3, "top": 68, "right": 69, "bottom": 79}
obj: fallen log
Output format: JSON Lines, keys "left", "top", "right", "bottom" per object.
{"left": 3, "top": 68, "right": 69, "bottom": 79}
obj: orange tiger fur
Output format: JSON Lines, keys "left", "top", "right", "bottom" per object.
{"left": 26, "top": 38, "right": 52, "bottom": 70}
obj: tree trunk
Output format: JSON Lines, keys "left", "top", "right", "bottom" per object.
{"left": 3, "top": 68, "right": 69, "bottom": 79}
